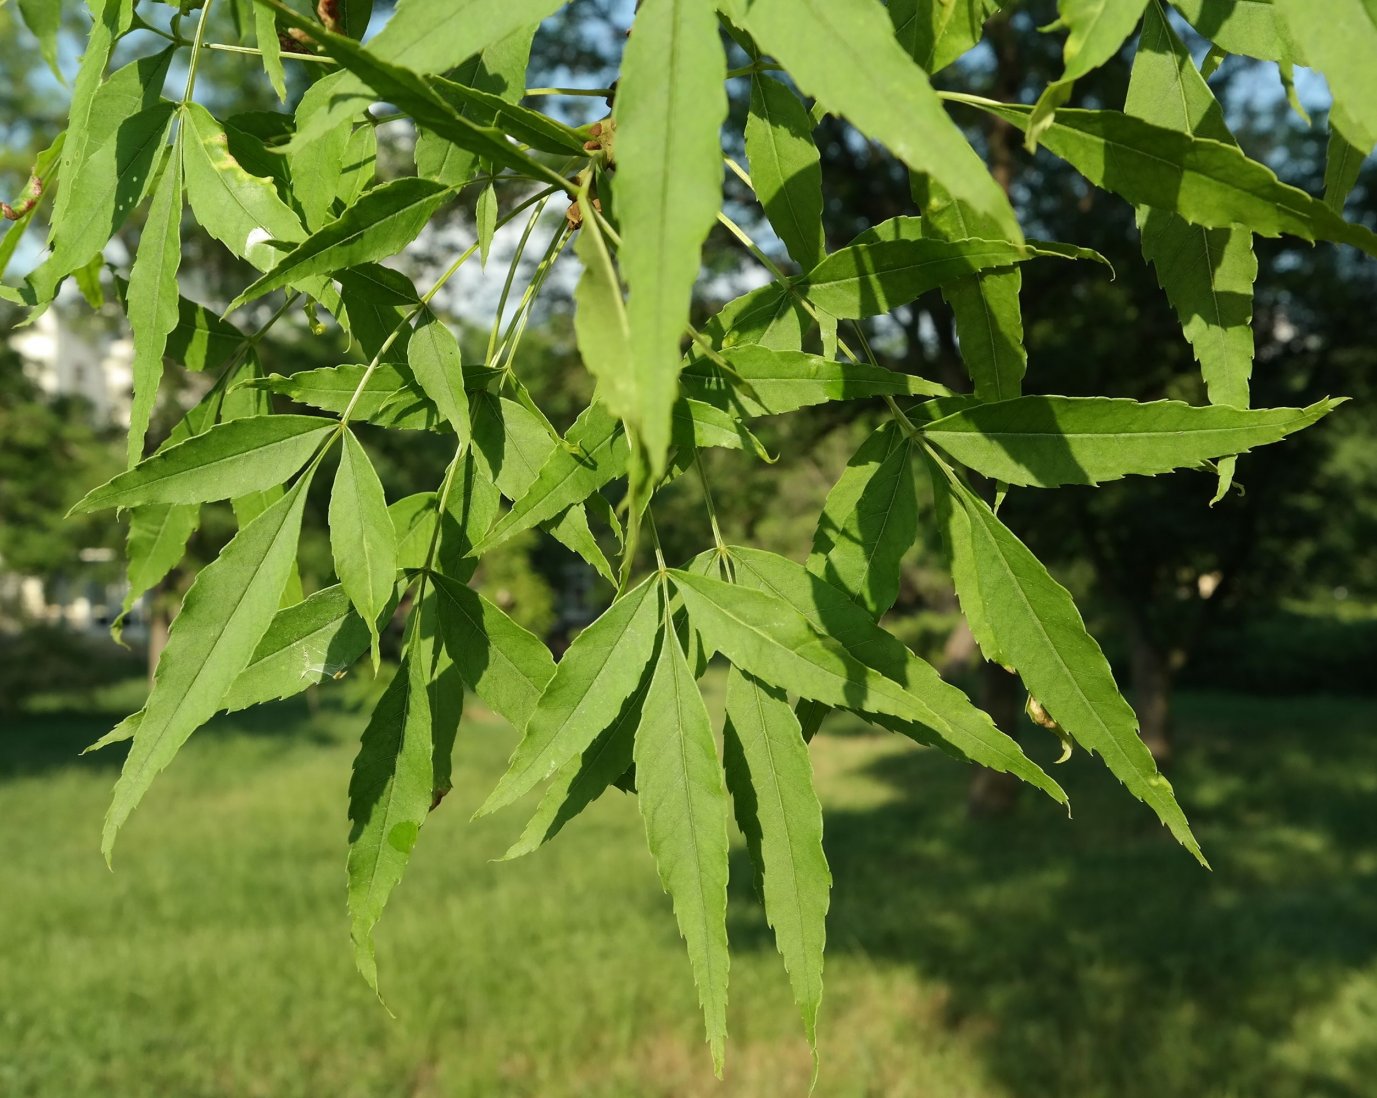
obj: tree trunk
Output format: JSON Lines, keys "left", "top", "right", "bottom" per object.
{"left": 967, "top": 662, "right": 1025, "bottom": 817}
{"left": 1129, "top": 627, "right": 1174, "bottom": 765}
{"left": 146, "top": 580, "right": 170, "bottom": 688}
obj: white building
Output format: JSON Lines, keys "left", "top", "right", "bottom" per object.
{"left": 10, "top": 301, "right": 134, "bottom": 428}
{"left": 2, "top": 301, "right": 136, "bottom": 635}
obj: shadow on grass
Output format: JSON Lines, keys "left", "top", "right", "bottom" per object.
{"left": 729, "top": 691, "right": 1377, "bottom": 1098}
{"left": 0, "top": 688, "right": 356, "bottom": 784}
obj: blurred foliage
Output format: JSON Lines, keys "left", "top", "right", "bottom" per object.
{"left": 0, "top": 333, "right": 121, "bottom": 581}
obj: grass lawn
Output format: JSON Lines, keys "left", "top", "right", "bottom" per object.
{"left": 2, "top": 675, "right": 1375, "bottom": 1097}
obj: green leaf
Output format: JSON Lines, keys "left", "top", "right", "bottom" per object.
{"left": 1325, "top": 103, "right": 1370, "bottom": 215}
{"left": 672, "top": 569, "right": 961, "bottom": 730}
{"left": 332, "top": 0, "right": 374, "bottom": 38}
{"left": 573, "top": 198, "right": 636, "bottom": 426}
{"left": 165, "top": 292, "right": 245, "bottom": 373}
{"left": 922, "top": 396, "right": 1340, "bottom": 487}
{"left": 1128, "top": 1, "right": 1256, "bottom": 418}
{"left": 287, "top": 74, "right": 364, "bottom": 230}
{"left": 478, "top": 578, "right": 661, "bottom": 817}
{"left": 182, "top": 102, "right": 307, "bottom": 271}
{"left": 283, "top": 0, "right": 566, "bottom": 146}
{"left": 925, "top": 458, "right": 1004, "bottom": 665}
{"left": 476, "top": 183, "right": 497, "bottom": 267}
{"left": 912, "top": 176, "right": 1027, "bottom": 400}
{"left": 330, "top": 429, "right": 399, "bottom": 668}
{"left": 103, "top": 465, "right": 317, "bottom": 859}
{"left": 333, "top": 263, "right": 421, "bottom": 360}
{"left": 247, "top": 364, "right": 447, "bottom": 431}
{"left": 113, "top": 503, "right": 199, "bottom": 642}
{"left": 29, "top": 50, "right": 175, "bottom": 299}
{"left": 1274, "top": 1, "right": 1377, "bottom": 146}
{"left": 347, "top": 645, "right": 433, "bottom": 992}
{"left": 722, "top": 667, "right": 828, "bottom": 1053}
{"left": 808, "top": 423, "right": 916, "bottom": 618}
{"left": 702, "top": 280, "right": 809, "bottom": 352}
{"left": 45, "top": 0, "right": 132, "bottom": 282}
{"left": 407, "top": 309, "right": 471, "bottom": 442}
{"left": 228, "top": 178, "right": 451, "bottom": 311}
{"left": 0, "top": 130, "right": 63, "bottom": 282}
{"left": 613, "top": 0, "right": 728, "bottom": 477}
{"left": 634, "top": 618, "right": 730, "bottom": 1074}
{"left": 936, "top": 462, "right": 1204, "bottom": 862}
{"left": 254, "top": 2, "right": 288, "bottom": 101}
{"left": 433, "top": 574, "right": 556, "bottom": 733}
{"left": 262, "top": 0, "right": 569, "bottom": 189}
{"left": 803, "top": 237, "right": 1098, "bottom": 318}
{"left": 414, "top": 22, "right": 543, "bottom": 186}
{"left": 72, "top": 416, "right": 334, "bottom": 513}
{"left": 125, "top": 129, "right": 184, "bottom": 467}
{"left": 745, "top": 74, "right": 825, "bottom": 271}
{"left": 222, "top": 583, "right": 388, "bottom": 711}
{"left": 682, "top": 345, "right": 947, "bottom": 417}
{"left": 1174, "top": 0, "right": 1297, "bottom": 62}
{"left": 962, "top": 99, "right": 1377, "bottom": 257}
{"left": 92, "top": 581, "right": 396, "bottom": 754}
{"left": 501, "top": 673, "right": 647, "bottom": 860}
{"left": 18, "top": 0, "right": 62, "bottom": 79}
{"left": 418, "top": 585, "right": 465, "bottom": 805}
{"left": 672, "top": 398, "right": 770, "bottom": 458}
{"left": 477, "top": 402, "right": 629, "bottom": 551}
{"left": 889, "top": 0, "right": 1002, "bottom": 74}
{"left": 721, "top": 0, "right": 1021, "bottom": 240}
{"left": 728, "top": 547, "right": 1063, "bottom": 801}
{"left": 1031, "top": 0, "right": 1149, "bottom": 139}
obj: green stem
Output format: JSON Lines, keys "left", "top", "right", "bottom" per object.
{"left": 693, "top": 448, "right": 728, "bottom": 554}
{"left": 181, "top": 0, "right": 216, "bottom": 104}
{"left": 525, "top": 86, "right": 614, "bottom": 98}
{"left": 204, "top": 42, "right": 337, "bottom": 64}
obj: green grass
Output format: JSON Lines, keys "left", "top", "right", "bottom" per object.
{"left": 2, "top": 677, "right": 1375, "bottom": 1097}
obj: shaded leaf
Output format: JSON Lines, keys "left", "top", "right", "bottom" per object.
{"left": 803, "top": 236, "right": 1098, "bottom": 318}
{"left": 477, "top": 578, "right": 660, "bottom": 816}
{"left": 921, "top": 396, "right": 1339, "bottom": 487}
{"left": 433, "top": 574, "right": 556, "bottom": 733}
{"left": 808, "top": 422, "right": 916, "bottom": 618}
{"left": 682, "top": 344, "right": 947, "bottom": 418}
{"left": 745, "top": 74, "right": 825, "bottom": 270}
{"left": 501, "top": 672, "right": 647, "bottom": 860}
{"left": 347, "top": 646, "right": 432, "bottom": 991}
